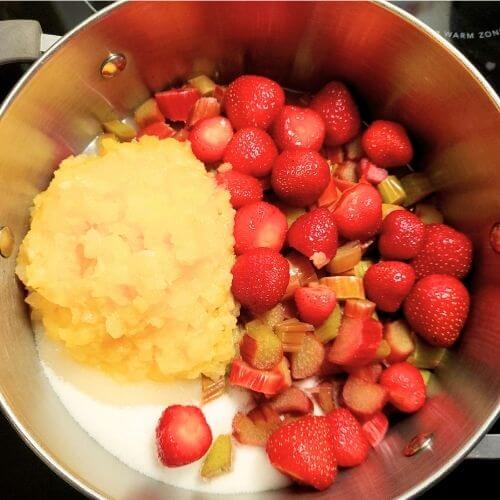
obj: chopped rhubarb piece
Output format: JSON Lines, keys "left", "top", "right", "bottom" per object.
{"left": 248, "top": 404, "right": 282, "bottom": 431}
{"left": 313, "top": 380, "right": 343, "bottom": 414}
{"left": 358, "top": 158, "right": 388, "bottom": 185}
{"left": 291, "top": 334, "right": 325, "bottom": 379}
{"left": 317, "top": 175, "right": 341, "bottom": 208}
{"left": 334, "top": 161, "right": 358, "bottom": 183}
{"left": 342, "top": 376, "right": 388, "bottom": 417}
{"left": 319, "top": 357, "right": 344, "bottom": 377}
{"left": 188, "top": 75, "right": 217, "bottom": 96}
{"left": 375, "top": 339, "right": 391, "bottom": 360}
{"left": 320, "top": 276, "right": 365, "bottom": 300}
{"left": 347, "top": 363, "right": 383, "bottom": 383}
{"left": 229, "top": 358, "right": 285, "bottom": 395}
{"left": 384, "top": 320, "right": 415, "bottom": 364}
{"left": 381, "top": 203, "right": 406, "bottom": 219}
{"left": 400, "top": 172, "right": 434, "bottom": 207}
{"left": 353, "top": 259, "right": 373, "bottom": 279}
{"left": 334, "top": 178, "right": 358, "bottom": 192}
{"left": 259, "top": 303, "right": 288, "bottom": 329}
{"left": 419, "top": 369, "right": 432, "bottom": 386}
{"left": 407, "top": 334, "right": 446, "bottom": 369}
{"left": 274, "top": 318, "right": 309, "bottom": 353}
{"left": 137, "top": 121, "right": 175, "bottom": 139}
{"left": 134, "top": 98, "right": 165, "bottom": 128}
{"left": 240, "top": 324, "right": 283, "bottom": 370}
{"left": 281, "top": 206, "right": 306, "bottom": 228}
{"left": 275, "top": 357, "right": 292, "bottom": 389}
{"left": 201, "top": 434, "right": 232, "bottom": 478}
{"left": 344, "top": 136, "right": 363, "bottom": 160}
{"left": 201, "top": 375, "right": 226, "bottom": 405}
{"left": 270, "top": 387, "right": 313, "bottom": 415}
{"left": 102, "top": 120, "right": 136, "bottom": 141}
{"left": 415, "top": 203, "right": 444, "bottom": 224}
{"left": 284, "top": 251, "right": 318, "bottom": 299}
{"left": 232, "top": 412, "right": 268, "bottom": 446}
{"left": 155, "top": 87, "right": 201, "bottom": 122}
{"left": 315, "top": 304, "right": 342, "bottom": 343}
{"left": 188, "top": 97, "right": 221, "bottom": 127}
{"left": 213, "top": 84, "right": 226, "bottom": 104}
{"left": 328, "top": 316, "right": 382, "bottom": 366}
{"left": 326, "top": 145, "right": 344, "bottom": 164}
{"left": 344, "top": 299, "right": 376, "bottom": 320}
{"left": 97, "top": 133, "right": 119, "bottom": 156}
{"left": 326, "top": 240, "right": 362, "bottom": 274}
{"left": 361, "top": 412, "right": 389, "bottom": 447}
{"left": 377, "top": 175, "right": 406, "bottom": 205}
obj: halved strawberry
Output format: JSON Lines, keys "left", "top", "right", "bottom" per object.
{"left": 233, "top": 201, "right": 287, "bottom": 254}
{"left": 384, "top": 320, "right": 415, "bottom": 364}
{"left": 379, "top": 362, "right": 426, "bottom": 413}
{"left": 189, "top": 116, "right": 233, "bottom": 163}
{"left": 287, "top": 208, "right": 338, "bottom": 268}
{"left": 228, "top": 358, "right": 285, "bottom": 395}
{"left": 332, "top": 183, "right": 382, "bottom": 241}
{"left": 361, "top": 412, "right": 389, "bottom": 447}
{"left": 156, "top": 405, "right": 212, "bottom": 467}
{"left": 137, "top": 121, "right": 176, "bottom": 139}
{"left": 188, "top": 96, "right": 221, "bottom": 127}
{"left": 342, "top": 376, "right": 388, "bottom": 418}
{"left": 294, "top": 285, "right": 337, "bottom": 326}
{"left": 290, "top": 333, "right": 325, "bottom": 379}
{"left": 347, "top": 363, "right": 383, "bottom": 383}
{"left": 216, "top": 169, "right": 263, "bottom": 209}
{"left": 266, "top": 415, "right": 338, "bottom": 490}
{"left": 326, "top": 408, "right": 370, "bottom": 467}
{"left": 327, "top": 316, "right": 382, "bottom": 367}
{"left": 272, "top": 105, "right": 326, "bottom": 151}
{"left": 270, "top": 386, "right": 313, "bottom": 414}
{"left": 155, "top": 87, "right": 201, "bottom": 122}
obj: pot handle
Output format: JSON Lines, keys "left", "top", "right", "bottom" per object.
{"left": 467, "top": 433, "right": 500, "bottom": 459}
{"left": 0, "top": 20, "right": 60, "bottom": 65}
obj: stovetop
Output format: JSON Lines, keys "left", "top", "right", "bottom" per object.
{"left": 0, "top": 1, "right": 498, "bottom": 498}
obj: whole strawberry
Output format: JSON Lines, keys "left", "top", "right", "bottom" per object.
{"left": 332, "top": 183, "right": 382, "bottom": 241}
{"left": 361, "top": 120, "right": 413, "bottom": 168}
{"left": 404, "top": 274, "right": 470, "bottom": 347}
{"left": 224, "top": 75, "right": 285, "bottom": 130}
{"left": 310, "top": 81, "right": 361, "bottom": 146}
{"left": 271, "top": 148, "right": 330, "bottom": 207}
{"left": 295, "top": 285, "right": 337, "bottom": 326}
{"left": 364, "top": 261, "right": 415, "bottom": 312}
{"left": 223, "top": 127, "right": 278, "bottom": 177}
{"left": 410, "top": 223, "right": 473, "bottom": 279}
{"left": 379, "top": 210, "right": 425, "bottom": 260}
{"left": 216, "top": 169, "right": 263, "bottom": 209}
{"left": 288, "top": 208, "right": 338, "bottom": 268}
{"left": 326, "top": 408, "right": 370, "bottom": 467}
{"left": 231, "top": 248, "right": 289, "bottom": 314}
{"left": 266, "top": 415, "right": 338, "bottom": 490}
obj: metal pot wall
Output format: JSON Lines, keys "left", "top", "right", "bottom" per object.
{"left": 0, "top": 1, "right": 499, "bottom": 498}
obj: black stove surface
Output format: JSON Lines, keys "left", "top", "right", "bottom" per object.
{"left": 0, "top": 2, "right": 498, "bottom": 498}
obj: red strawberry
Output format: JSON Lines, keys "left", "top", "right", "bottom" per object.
{"left": 294, "top": 285, "right": 336, "bottom": 326}
{"left": 332, "top": 183, "right": 382, "bottom": 241}
{"left": 379, "top": 210, "right": 425, "bottom": 260}
{"left": 272, "top": 105, "right": 325, "bottom": 151}
{"left": 287, "top": 208, "right": 338, "bottom": 268}
{"left": 229, "top": 358, "right": 286, "bottom": 395}
{"left": 364, "top": 261, "right": 416, "bottom": 313}
{"left": 410, "top": 223, "right": 473, "bottom": 279}
{"left": 310, "top": 81, "right": 361, "bottom": 146}
{"left": 271, "top": 149, "right": 330, "bottom": 207}
{"left": 361, "top": 412, "right": 389, "bottom": 447}
{"left": 379, "top": 362, "right": 426, "bottom": 413}
{"left": 231, "top": 248, "right": 289, "bottom": 313}
{"left": 155, "top": 87, "right": 201, "bottom": 123}
{"left": 361, "top": 120, "right": 413, "bottom": 168}
{"left": 326, "top": 408, "right": 369, "bottom": 467}
{"left": 223, "top": 127, "right": 278, "bottom": 177}
{"left": 156, "top": 405, "right": 212, "bottom": 467}
{"left": 137, "top": 122, "right": 176, "bottom": 139}
{"left": 216, "top": 169, "right": 263, "bottom": 209}
{"left": 189, "top": 116, "right": 233, "bottom": 163}
{"left": 403, "top": 274, "right": 470, "bottom": 347}
{"left": 233, "top": 201, "right": 287, "bottom": 254}
{"left": 266, "top": 415, "right": 338, "bottom": 490}
{"left": 224, "top": 75, "right": 285, "bottom": 130}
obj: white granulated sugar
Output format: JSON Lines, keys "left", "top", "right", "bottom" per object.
{"left": 36, "top": 330, "right": 290, "bottom": 494}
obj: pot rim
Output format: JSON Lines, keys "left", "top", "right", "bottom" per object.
{"left": 0, "top": 1, "right": 498, "bottom": 499}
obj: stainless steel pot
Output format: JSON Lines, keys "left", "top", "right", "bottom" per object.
{"left": 0, "top": 1, "right": 499, "bottom": 498}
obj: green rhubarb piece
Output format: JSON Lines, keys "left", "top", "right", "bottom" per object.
{"left": 201, "top": 434, "right": 232, "bottom": 478}
{"left": 415, "top": 203, "right": 444, "bottom": 224}
{"left": 353, "top": 259, "right": 373, "bottom": 279}
{"left": 375, "top": 339, "right": 391, "bottom": 360}
{"left": 103, "top": 120, "right": 136, "bottom": 141}
{"left": 377, "top": 175, "right": 406, "bottom": 205}
{"left": 419, "top": 369, "right": 432, "bottom": 386}
{"left": 188, "top": 75, "right": 217, "bottom": 96}
{"left": 400, "top": 172, "right": 434, "bottom": 207}
{"left": 284, "top": 206, "right": 306, "bottom": 228}
{"left": 407, "top": 334, "right": 446, "bottom": 369}
{"left": 133, "top": 98, "right": 164, "bottom": 128}
{"left": 316, "top": 304, "right": 342, "bottom": 343}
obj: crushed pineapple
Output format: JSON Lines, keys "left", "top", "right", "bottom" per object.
{"left": 16, "top": 137, "right": 238, "bottom": 381}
